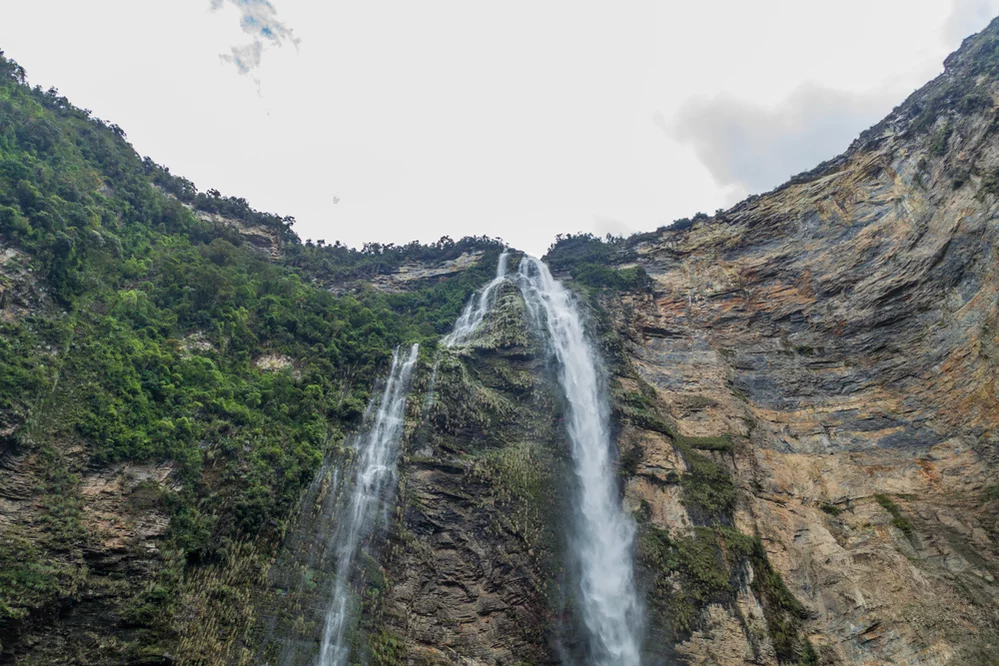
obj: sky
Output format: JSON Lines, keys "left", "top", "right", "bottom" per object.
{"left": 1, "top": 1, "right": 998, "bottom": 256}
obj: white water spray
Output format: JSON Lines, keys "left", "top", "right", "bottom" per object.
{"left": 442, "top": 250, "right": 509, "bottom": 347}
{"left": 515, "top": 257, "right": 643, "bottom": 666}
{"left": 317, "top": 343, "right": 419, "bottom": 666}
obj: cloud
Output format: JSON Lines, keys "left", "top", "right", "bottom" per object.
{"left": 943, "top": 0, "right": 999, "bottom": 49}
{"left": 669, "top": 84, "right": 895, "bottom": 194}
{"left": 666, "top": 1, "right": 999, "bottom": 197}
{"left": 211, "top": 0, "right": 299, "bottom": 76}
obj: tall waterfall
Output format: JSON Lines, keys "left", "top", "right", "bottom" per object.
{"left": 317, "top": 343, "right": 419, "bottom": 666}
{"left": 442, "top": 250, "right": 509, "bottom": 347}
{"left": 515, "top": 257, "right": 643, "bottom": 666}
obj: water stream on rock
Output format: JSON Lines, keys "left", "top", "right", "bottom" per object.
{"left": 515, "top": 256, "right": 643, "bottom": 666}
{"left": 444, "top": 252, "right": 643, "bottom": 663}
{"left": 305, "top": 251, "right": 639, "bottom": 665}
{"left": 316, "top": 343, "right": 419, "bottom": 666}
{"left": 442, "top": 250, "right": 509, "bottom": 347}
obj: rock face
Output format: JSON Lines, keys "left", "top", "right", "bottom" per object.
{"left": 0, "top": 444, "right": 175, "bottom": 664}
{"left": 588, "top": 21, "right": 999, "bottom": 664}
{"left": 368, "top": 252, "right": 487, "bottom": 293}
{"left": 379, "top": 297, "right": 566, "bottom": 665}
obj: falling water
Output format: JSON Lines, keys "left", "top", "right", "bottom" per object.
{"left": 305, "top": 251, "right": 640, "bottom": 665}
{"left": 442, "top": 250, "right": 509, "bottom": 347}
{"left": 515, "top": 256, "right": 643, "bottom": 666}
{"left": 316, "top": 343, "right": 419, "bottom": 666}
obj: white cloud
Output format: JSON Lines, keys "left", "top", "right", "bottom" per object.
{"left": 670, "top": 84, "right": 895, "bottom": 195}
{"left": 211, "top": 0, "right": 299, "bottom": 76}
{"left": 943, "top": 0, "right": 999, "bottom": 49}
{"left": 667, "top": 0, "right": 999, "bottom": 198}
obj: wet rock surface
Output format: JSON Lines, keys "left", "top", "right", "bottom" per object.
{"left": 379, "top": 288, "right": 568, "bottom": 665}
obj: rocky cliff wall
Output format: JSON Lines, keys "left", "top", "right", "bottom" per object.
{"left": 589, "top": 20, "right": 999, "bottom": 663}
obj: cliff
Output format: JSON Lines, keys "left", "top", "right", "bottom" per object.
{"left": 578, "top": 18, "right": 999, "bottom": 663}
{"left": 3, "top": 14, "right": 999, "bottom": 666}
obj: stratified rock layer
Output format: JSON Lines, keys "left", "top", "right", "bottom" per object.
{"left": 593, "top": 23, "right": 999, "bottom": 663}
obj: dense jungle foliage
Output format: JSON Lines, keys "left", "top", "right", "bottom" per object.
{"left": 543, "top": 232, "right": 652, "bottom": 292}
{"left": 0, "top": 48, "right": 503, "bottom": 633}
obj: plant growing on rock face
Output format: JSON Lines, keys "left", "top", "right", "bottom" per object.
{"left": 819, "top": 502, "right": 843, "bottom": 517}
{"left": 0, "top": 538, "right": 65, "bottom": 621}
{"left": 368, "top": 629, "right": 407, "bottom": 665}
{"left": 976, "top": 167, "right": 999, "bottom": 200}
{"left": 874, "top": 494, "right": 916, "bottom": 540}
{"left": 542, "top": 232, "right": 653, "bottom": 294}
{"left": 569, "top": 263, "right": 654, "bottom": 292}
{"left": 929, "top": 121, "right": 953, "bottom": 156}
{"left": 619, "top": 443, "right": 644, "bottom": 477}
{"left": 678, "top": 451, "right": 737, "bottom": 522}
{"left": 638, "top": 524, "right": 813, "bottom": 662}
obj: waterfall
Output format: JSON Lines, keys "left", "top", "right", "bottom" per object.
{"left": 437, "top": 250, "right": 643, "bottom": 662}
{"left": 302, "top": 251, "right": 640, "bottom": 666}
{"left": 316, "top": 343, "right": 419, "bottom": 666}
{"left": 515, "top": 256, "right": 643, "bottom": 666}
{"left": 442, "top": 250, "right": 509, "bottom": 347}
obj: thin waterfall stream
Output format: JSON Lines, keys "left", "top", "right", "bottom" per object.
{"left": 275, "top": 250, "right": 641, "bottom": 666}
{"left": 445, "top": 252, "right": 643, "bottom": 664}
{"left": 442, "top": 250, "right": 509, "bottom": 347}
{"left": 316, "top": 343, "right": 419, "bottom": 666}
{"left": 515, "top": 257, "right": 643, "bottom": 665}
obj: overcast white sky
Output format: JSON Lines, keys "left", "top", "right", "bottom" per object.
{"left": 2, "top": 1, "right": 997, "bottom": 255}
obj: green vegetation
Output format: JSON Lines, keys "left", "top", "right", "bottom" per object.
{"left": 542, "top": 233, "right": 652, "bottom": 293}
{"left": 977, "top": 168, "right": 999, "bottom": 199}
{"left": 739, "top": 535, "right": 813, "bottom": 663}
{"left": 570, "top": 263, "right": 652, "bottom": 292}
{"left": 640, "top": 525, "right": 732, "bottom": 633}
{"left": 627, "top": 212, "right": 712, "bottom": 245}
{"left": 0, "top": 538, "right": 69, "bottom": 621}
{"left": 679, "top": 451, "right": 738, "bottom": 520}
{"left": 929, "top": 121, "right": 952, "bottom": 156}
{"left": 368, "top": 629, "right": 407, "bottom": 665}
{"left": 875, "top": 494, "right": 916, "bottom": 540}
{"left": 682, "top": 434, "right": 734, "bottom": 451}
{"left": 680, "top": 394, "right": 719, "bottom": 410}
{"left": 819, "top": 502, "right": 843, "bottom": 517}
{"left": 613, "top": 388, "right": 736, "bottom": 521}
{"left": 0, "top": 47, "right": 504, "bottom": 648}
{"left": 619, "top": 442, "right": 644, "bottom": 477}
{"left": 615, "top": 389, "right": 733, "bottom": 451}
{"left": 638, "top": 524, "right": 812, "bottom": 663}
{"left": 544, "top": 232, "right": 629, "bottom": 270}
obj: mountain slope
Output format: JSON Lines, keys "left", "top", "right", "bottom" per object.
{"left": 0, "top": 48, "right": 504, "bottom": 663}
